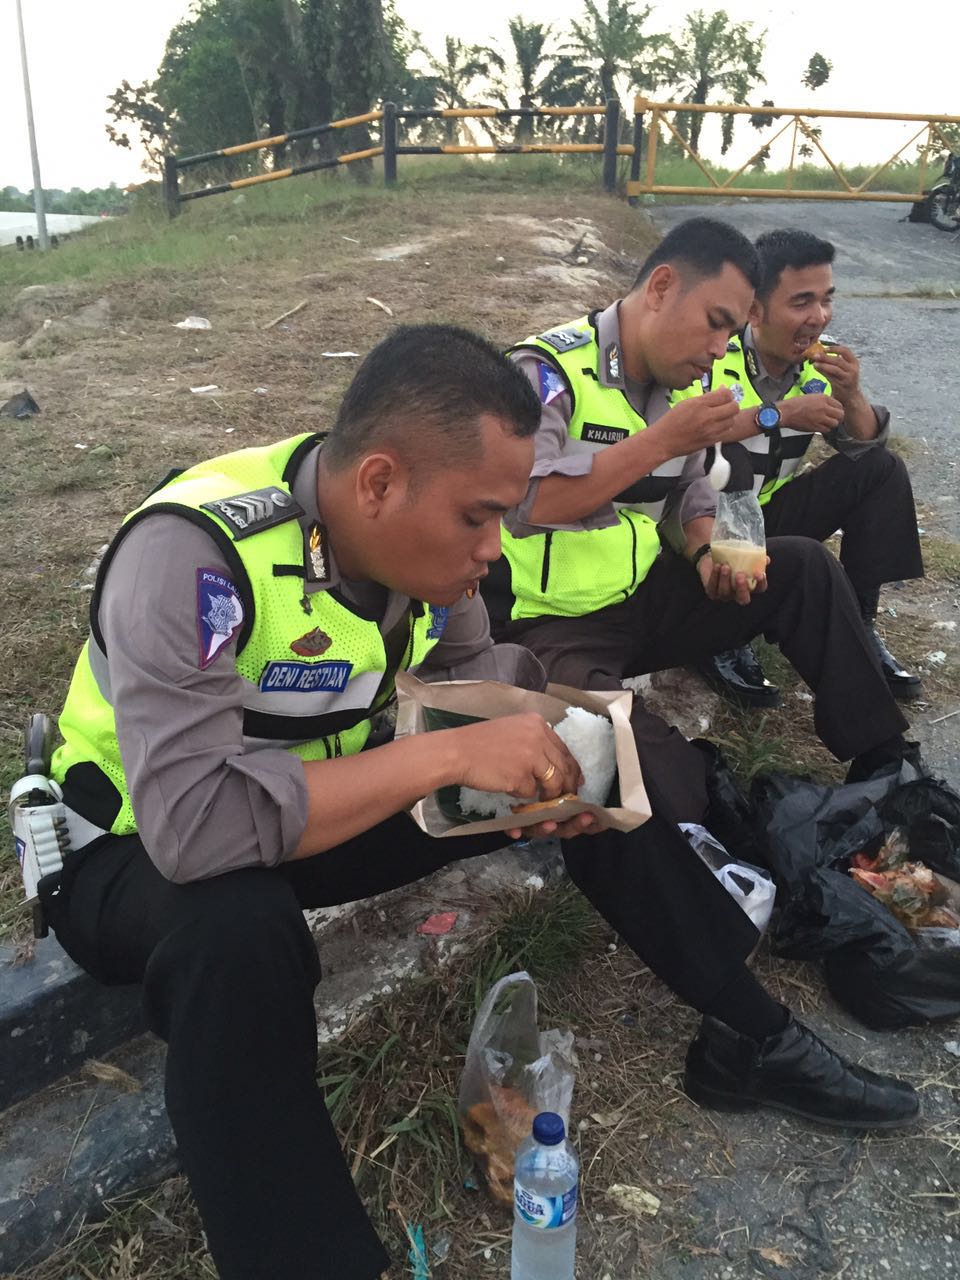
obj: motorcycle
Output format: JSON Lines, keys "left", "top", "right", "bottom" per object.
{"left": 926, "top": 152, "right": 960, "bottom": 232}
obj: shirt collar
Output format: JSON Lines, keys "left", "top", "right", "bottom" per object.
{"left": 595, "top": 301, "right": 627, "bottom": 389}
{"left": 291, "top": 443, "right": 342, "bottom": 593}
{"left": 743, "top": 324, "right": 801, "bottom": 390}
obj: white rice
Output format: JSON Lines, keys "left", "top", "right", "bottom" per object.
{"left": 458, "top": 705, "right": 617, "bottom": 818}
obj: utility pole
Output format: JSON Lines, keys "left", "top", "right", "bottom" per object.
{"left": 15, "top": 0, "right": 49, "bottom": 251}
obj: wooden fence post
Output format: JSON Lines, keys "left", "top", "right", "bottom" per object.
{"left": 163, "top": 154, "right": 180, "bottom": 219}
{"left": 383, "top": 102, "right": 397, "bottom": 186}
{"left": 628, "top": 103, "right": 644, "bottom": 206}
{"left": 602, "top": 98, "right": 620, "bottom": 192}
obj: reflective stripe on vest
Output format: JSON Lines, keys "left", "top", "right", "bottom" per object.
{"left": 673, "top": 335, "right": 833, "bottom": 505}
{"left": 500, "top": 316, "right": 667, "bottom": 620}
{"left": 51, "top": 434, "right": 442, "bottom": 835}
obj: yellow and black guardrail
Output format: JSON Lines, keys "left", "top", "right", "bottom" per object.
{"left": 161, "top": 96, "right": 960, "bottom": 215}
{"left": 161, "top": 101, "right": 624, "bottom": 214}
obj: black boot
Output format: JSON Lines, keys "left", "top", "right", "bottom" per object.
{"left": 857, "top": 586, "right": 922, "bottom": 702}
{"left": 684, "top": 1015, "right": 919, "bottom": 1129}
{"left": 696, "top": 645, "right": 781, "bottom": 709}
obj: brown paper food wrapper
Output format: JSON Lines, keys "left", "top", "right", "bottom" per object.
{"left": 395, "top": 674, "right": 651, "bottom": 837}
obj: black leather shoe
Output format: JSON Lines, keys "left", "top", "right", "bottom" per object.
{"left": 866, "top": 625, "right": 922, "bottom": 701}
{"left": 683, "top": 1015, "right": 919, "bottom": 1129}
{"left": 697, "top": 645, "right": 781, "bottom": 709}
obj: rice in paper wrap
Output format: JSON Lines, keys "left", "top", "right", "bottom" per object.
{"left": 395, "top": 674, "right": 651, "bottom": 837}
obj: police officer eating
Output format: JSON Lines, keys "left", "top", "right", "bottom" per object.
{"left": 672, "top": 228, "right": 924, "bottom": 708}
{"left": 16, "top": 225, "right": 925, "bottom": 1280}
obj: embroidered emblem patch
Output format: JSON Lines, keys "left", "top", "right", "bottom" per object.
{"left": 537, "top": 363, "right": 567, "bottom": 406}
{"left": 426, "top": 606, "right": 449, "bottom": 639}
{"left": 197, "top": 569, "right": 244, "bottom": 669}
{"left": 259, "top": 660, "right": 353, "bottom": 693}
{"left": 801, "top": 379, "right": 828, "bottom": 395}
{"left": 730, "top": 383, "right": 745, "bottom": 403}
{"left": 290, "top": 627, "right": 333, "bottom": 657}
{"left": 201, "top": 487, "right": 303, "bottom": 539}
{"left": 305, "top": 521, "right": 331, "bottom": 583}
{"left": 538, "top": 327, "right": 591, "bottom": 354}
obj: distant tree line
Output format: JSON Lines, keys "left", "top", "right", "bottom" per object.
{"left": 0, "top": 184, "right": 129, "bottom": 216}
{"left": 104, "top": 0, "right": 835, "bottom": 174}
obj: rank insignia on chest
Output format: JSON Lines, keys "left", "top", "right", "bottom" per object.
{"left": 201, "top": 487, "right": 303, "bottom": 539}
{"left": 290, "top": 626, "right": 333, "bottom": 657}
{"left": 305, "top": 521, "right": 331, "bottom": 583}
{"left": 538, "top": 327, "right": 591, "bottom": 354}
{"left": 744, "top": 347, "right": 761, "bottom": 380}
{"left": 605, "top": 342, "right": 621, "bottom": 382}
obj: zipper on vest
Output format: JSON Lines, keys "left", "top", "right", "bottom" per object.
{"left": 540, "top": 531, "right": 554, "bottom": 594}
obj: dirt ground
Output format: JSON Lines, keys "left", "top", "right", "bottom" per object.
{"left": 1, "top": 181, "right": 959, "bottom": 1279}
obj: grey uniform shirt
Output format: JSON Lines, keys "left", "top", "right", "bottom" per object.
{"left": 667, "top": 324, "right": 892, "bottom": 531}
{"left": 507, "top": 300, "right": 672, "bottom": 536}
{"left": 98, "top": 445, "right": 542, "bottom": 882}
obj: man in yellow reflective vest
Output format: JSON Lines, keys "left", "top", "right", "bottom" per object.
{"left": 673, "top": 228, "right": 923, "bottom": 707}
{"left": 38, "top": 326, "right": 601, "bottom": 1280}
{"left": 479, "top": 214, "right": 919, "bottom": 1131}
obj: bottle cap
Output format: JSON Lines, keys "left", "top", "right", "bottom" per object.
{"left": 532, "top": 1111, "right": 565, "bottom": 1145}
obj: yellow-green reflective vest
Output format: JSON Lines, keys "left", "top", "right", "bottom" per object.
{"left": 51, "top": 434, "right": 444, "bottom": 836}
{"left": 499, "top": 316, "right": 682, "bottom": 620}
{"left": 673, "top": 333, "right": 833, "bottom": 505}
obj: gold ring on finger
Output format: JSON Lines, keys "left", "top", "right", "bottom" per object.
{"left": 536, "top": 762, "right": 556, "bottom": 783}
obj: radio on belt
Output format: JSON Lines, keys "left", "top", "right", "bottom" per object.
{"left": 8, "top": 713, "right": 70, "bottom": 938}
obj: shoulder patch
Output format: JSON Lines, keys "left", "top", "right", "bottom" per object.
{"left": 537, "top": 362, "right": 568, "bottom": 406}
{"left": 801, "top": 378, "right": 828, "bottom": 395}
{"left": 426, "top": 605, "right": 449, "bottom": 639}
{"left": 538, "top": 326, "right": 591, "bottom": 354}
{"left": 197, "top": 568, "right": 244, "bottom": 669}
{"left": 201, "top": 487, "right": 303, "bottom": 540}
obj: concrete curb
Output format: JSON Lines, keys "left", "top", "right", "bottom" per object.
{"left": 0, "top": 936, "right": 144, "bottom": 1112}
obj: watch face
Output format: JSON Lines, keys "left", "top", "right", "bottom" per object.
{"left": 757, "top": 405, "right": 780, "bottom": 430}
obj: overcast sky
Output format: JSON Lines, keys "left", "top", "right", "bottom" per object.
{"left": 0, "top": 0, "right": 954, "bottom": 191}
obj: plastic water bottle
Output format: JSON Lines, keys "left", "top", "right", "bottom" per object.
{"left": 511, "top": 1111, "right": 578, "bottom": 1280}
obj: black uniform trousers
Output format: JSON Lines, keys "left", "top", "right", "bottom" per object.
{"left": 762, "top": 447, "right": 924, "bottom": 598}
{"left": 44, "top": 801, "right": 757, "bottom": 1280}
{"left": 497, "top": 535, "right": 909, "bottom": 824}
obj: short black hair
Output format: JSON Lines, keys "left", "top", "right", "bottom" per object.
{"left": 754, "top": 229, "right": 835, "bottom": 301}
{"left": 323, "top": 324, "right": 541, "bottom": 473}
{"left": 632, "top": 217, "right": 760, "bottom": 292}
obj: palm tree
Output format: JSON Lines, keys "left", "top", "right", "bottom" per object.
{"left": 654, "top": 9, "right": 765, "bottom": 155}
{"left": 563, "top": 0, "right": 665, "bottom": 104}
{"left": 490, "top": 17, "right": 591, "bottom": 141}
{"left": 421, "top": 36, "right": 502, "bottom": 142}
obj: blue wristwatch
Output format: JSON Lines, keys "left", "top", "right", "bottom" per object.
{"left": 755, "top": 402, "right": 781, "bottom": 433}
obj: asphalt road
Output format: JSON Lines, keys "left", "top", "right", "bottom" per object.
{"left": 650, "top": 198, "right": 960, "bottom": 537}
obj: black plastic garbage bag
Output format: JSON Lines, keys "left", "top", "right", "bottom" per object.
{"left": 0, "top": 390, "right": 40, "bottom": 419}
{"left": 825, "top": 946, "right": 960, "bottom": 1030}
{"left": 690, "top": 738, "right": 765, "bottom": 867}
{"left": 750, "top": 763, "right": 960, "bottom": 1029}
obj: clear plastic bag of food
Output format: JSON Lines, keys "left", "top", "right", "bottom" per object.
{"left": 458, "top": 972, "right": 575, "bottom": 1205}
{"left": 710, "top": 490, "right": 767, "bottom": 589}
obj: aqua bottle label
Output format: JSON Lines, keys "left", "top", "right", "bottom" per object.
{"left": 515, "top": 1181, "right": 578, "bottom": 1229}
